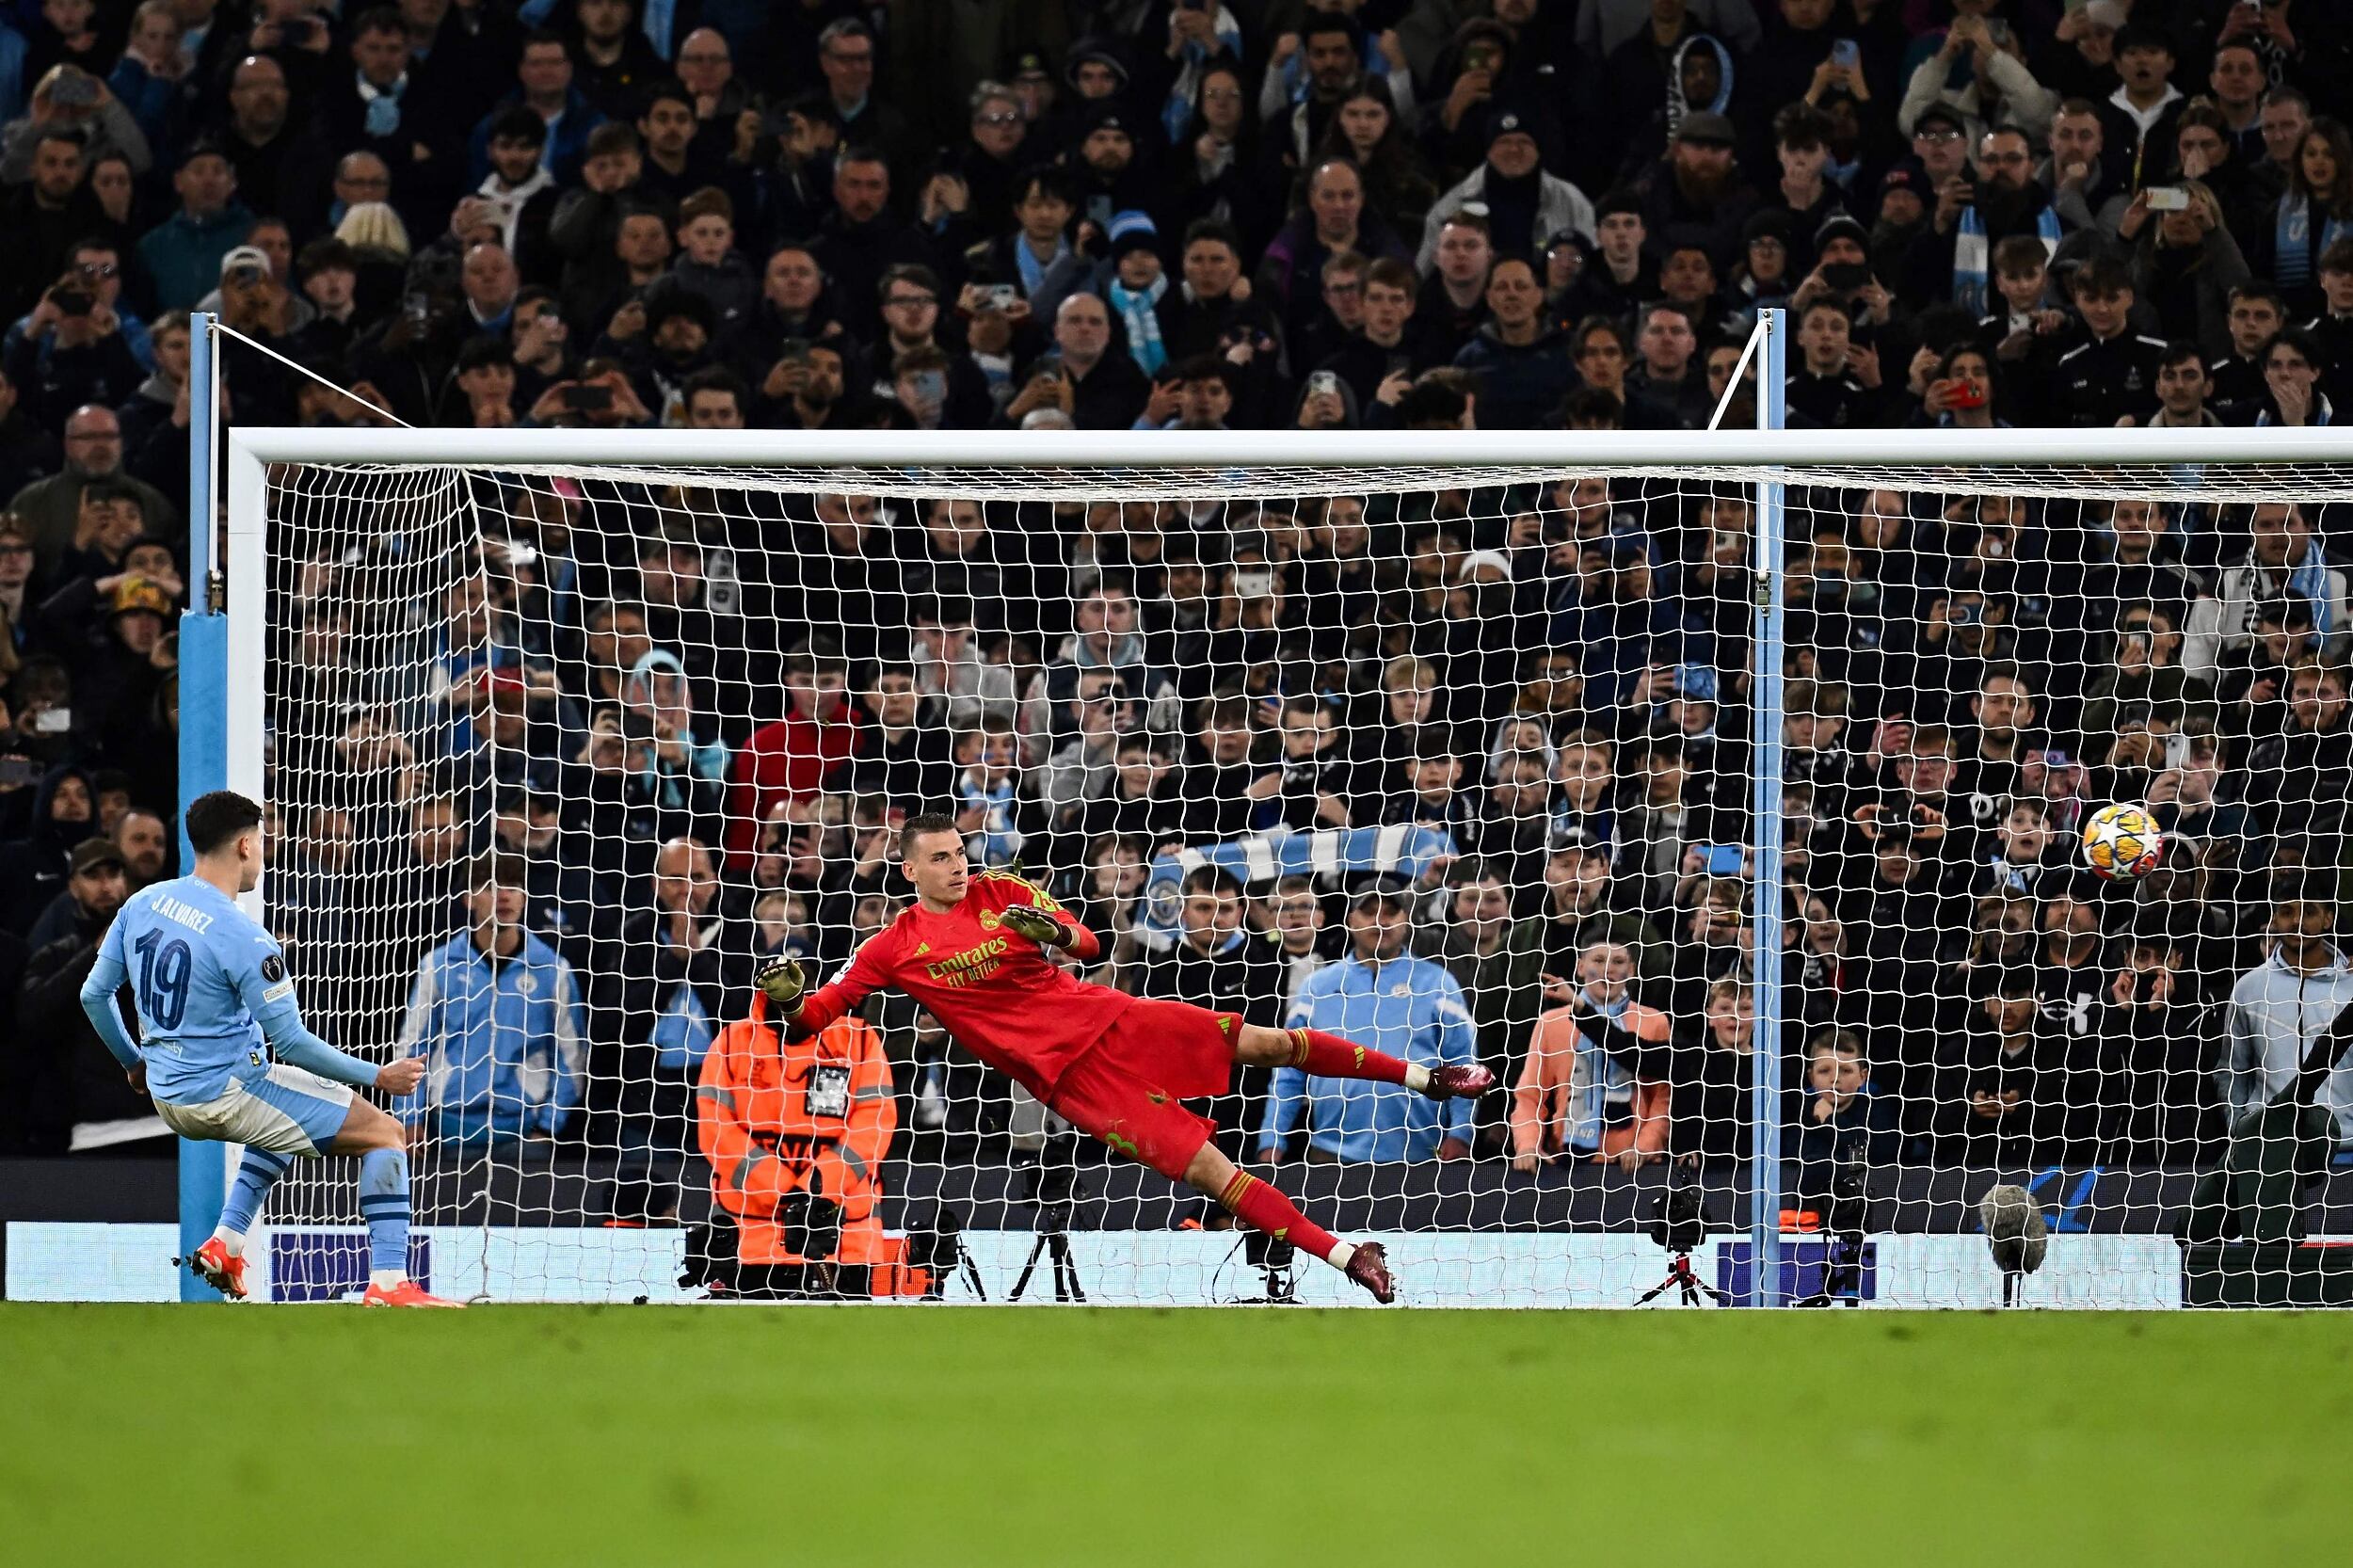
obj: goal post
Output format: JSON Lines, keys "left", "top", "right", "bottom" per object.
{"left": 183, "top": 398, "right": 2353, "bottom": 1308}
{"left": 1748, "top": 308, "right": 1789, "bottom": 1305}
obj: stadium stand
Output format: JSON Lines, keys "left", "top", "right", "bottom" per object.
{"left": 4, "top": 3, "right": 2353, "bottom": 1295}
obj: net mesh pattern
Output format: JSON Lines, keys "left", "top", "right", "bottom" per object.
{"left": 245, "top": 457, "right": 2353, "bottom": 1307}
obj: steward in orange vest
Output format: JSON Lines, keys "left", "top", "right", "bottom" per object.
{"left": 695, "top": 989, "right": 899, "bottom": 1296}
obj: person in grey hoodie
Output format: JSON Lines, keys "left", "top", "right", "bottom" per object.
{"left": 2217, "top": 892, "right": 2353, "bottom": 1138}
{"left": 2187, "top": 890, "right": 2353, "bottom": 1242}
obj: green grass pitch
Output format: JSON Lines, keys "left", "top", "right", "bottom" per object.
{"left": 1, "top": 1305, "right": 2345, "bottom": 1566}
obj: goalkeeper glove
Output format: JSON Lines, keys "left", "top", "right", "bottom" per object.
{"left": 999, "top": 903, "right": 1064, "bottom": 948}
{"left": 756, "top": 953, "right": 808, "bottom": 1010}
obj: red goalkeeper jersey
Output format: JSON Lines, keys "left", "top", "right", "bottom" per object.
{"left": 792, "top": 870, "right": 1132, "bottom": 1100}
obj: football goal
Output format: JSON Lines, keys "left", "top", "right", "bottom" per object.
{"left": 156, "top": 400, "right": 2353, "bottom": 1308}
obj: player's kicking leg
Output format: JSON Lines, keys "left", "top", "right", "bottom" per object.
{"left": 333, "top": 1098, "right": 461, "bottom": 1307}
{"left": 1236, "top": 1024, "right": 1494, "bottom": 1103}
{"left": 1180, "top": 1143, "right": 1400, "bottom": 1303}
{"left": 1216, "top": 1024, "right": 1492, "bottom": 1303}
{"left": 189, "top": 1143, "right": 296, "bottom": 1300}
{"left": 172, "top": 1064, "right": 443, "bottom": 1304}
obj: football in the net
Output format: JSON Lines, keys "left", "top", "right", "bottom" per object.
{"left": 2081, "top": 803, "right": 2165, "bottom": 881}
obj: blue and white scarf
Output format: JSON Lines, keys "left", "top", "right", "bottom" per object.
{"left": 2273, "top": 194, "right": 2353, "bottom": 292}
{"left": 1110, "top": 275, "right": 1168, "bottom": 375}
{"left": 957, "top": 771, "right": 1025, "bottom": 866}
{"left": 1953, "top": 204, "right": 2059, "bottom": 316}
{"left": 2288, "top": 536, "right": 2339, "bottom": 638}
{"left": 358, "top": 71, "right": 407, "bottom": 137}
{"left": 1136, "top": 823, "right": 1457, "bottom": 943}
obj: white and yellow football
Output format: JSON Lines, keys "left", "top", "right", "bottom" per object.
{"left": 2081, "top": 803, "right": 2165, "bottom": 881}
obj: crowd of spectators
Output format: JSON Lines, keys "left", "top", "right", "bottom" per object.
{"left": 2, "top": 2, "right": 2350, "bottom": 1229}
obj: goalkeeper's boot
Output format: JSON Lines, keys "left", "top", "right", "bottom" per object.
{"left": 1344, "top": 1242, "right": 1396, "bottom": 1305}
{"left": 188, "top": 1237, "right": 248, "bottom": 1301}
{"left": 1420, "top": 1063, "right": 1496, "bottom": 1102}
{"left": 362, "top": 1279, "right": 465, "bottom": 1308}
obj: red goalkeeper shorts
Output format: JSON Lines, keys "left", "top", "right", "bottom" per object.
{"left": 1047, "top": 999, "right": 1241, "bottom": 1181}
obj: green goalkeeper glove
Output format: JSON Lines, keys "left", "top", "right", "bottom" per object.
{"left": 756, "top": 953, "right": 808, "bottom": 1010}
{"left": 999, "top": 904, "right": 1064, "bottom": 948}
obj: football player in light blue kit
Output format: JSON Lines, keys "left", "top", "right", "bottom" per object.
{"left": 78, "top": 790, "right": 461, "bottom": 1305}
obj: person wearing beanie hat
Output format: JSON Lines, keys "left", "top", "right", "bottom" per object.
{"left": 1415, "top": 104, "right": 1597, "bottom": 275}
{"left": 1101, "top": 210, "right": 1171, "bottom": 376}
{"left": 1735, "top": 206, "right": 1796, "bottom": 318}
{"left": 1785, "top": 211, "right": 1895, "bottom": 334}
{"left": 1068, "top": 100, "right": 1149, "bottom": 230}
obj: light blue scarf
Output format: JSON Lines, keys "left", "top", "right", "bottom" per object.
{"left": 2288, "top": 536, "right": 2339, "bottom": 638}
{"left": 1109, "top": 275, "right": 1169, "bottom": 375}
{"left": 1954, "top": 203, "right": 2059, "bottom": 316}
{"left": 2273, "top": 194, "right": 2352, "bottom": 291}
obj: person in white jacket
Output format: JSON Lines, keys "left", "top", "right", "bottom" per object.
{"left": 1417, "top": 108, "right": 1594, "bottom": 273}
{"left": 2180, "top": 501, "right": 2351, "bottom": 689}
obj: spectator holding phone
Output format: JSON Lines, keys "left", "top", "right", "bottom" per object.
{"left": 3, "top": 64, "right": 152, "bottom": 184}
{"left": 6, "top": 267, "right": 143, "bottom": 433}
{"left": 2122, "top": 179, "right": 2250, "bottom": 360}
{"left": 523, "top": 356, "right": 651, "bottom": 428}
{"left": 1918, "top": 341, "right": 2006, "bottom": 428}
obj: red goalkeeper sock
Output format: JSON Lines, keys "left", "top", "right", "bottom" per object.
{"left": 1218, "top": 1170, "right": 1349, "bottom": 1270}
{"left": 1284, "top": 1028, "right": 1421, "bottom": 1089}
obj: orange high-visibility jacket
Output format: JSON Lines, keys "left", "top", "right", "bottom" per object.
{"left": 696, "top": 991, "right": 898, "bottom": 1266}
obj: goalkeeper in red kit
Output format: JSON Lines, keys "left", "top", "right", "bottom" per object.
{"left": 757, "top": 815, "right": 1493, "bottom": 1302}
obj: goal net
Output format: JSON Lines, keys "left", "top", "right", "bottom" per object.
{"left": 242, "top": 436, "right": 2353, "bottom": 1308}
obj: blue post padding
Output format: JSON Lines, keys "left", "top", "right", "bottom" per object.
{"left": 1747, "top": 309, "right": 1789, "bottom": 1306}
{"left": 178, "top": 312, "right": 222, "bottom": 1301}
{"left": 175, "top": 614, "right": 227, "bottom": 1298}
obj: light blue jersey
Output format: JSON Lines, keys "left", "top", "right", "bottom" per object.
{"left": 81, "top": 874, "right": 376, "bottom": 1106}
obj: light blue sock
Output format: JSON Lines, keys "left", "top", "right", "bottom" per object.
{"left": 358, "top": 1147, "right": 410, "bottom": 1277}
{"left": 217, "top": 1148, "right": 292, "bottom": 1241}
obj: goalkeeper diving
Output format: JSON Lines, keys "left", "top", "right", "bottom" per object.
{"left": 76, "top": 791, "right": 458, "bottom": 1306}
{"left": 760, "top": 813, "right": 1494, "bottom": 1302}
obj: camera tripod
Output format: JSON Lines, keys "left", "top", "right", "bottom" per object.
{"left": 1792, "top": 1229, "right": 1868, "bottom": 1308}
{"left": 1008, "top": 1202, "right": 1086, "bottom": 1303}
{"left": 927, "top": 1239, "right": 988, "bottom": 1302}
{"left": 1239, "top": 1232, "right": 1298, "bottom": 1304}
{"left": 1634, "top": 1250, "right": 1727, "bottom": 1307}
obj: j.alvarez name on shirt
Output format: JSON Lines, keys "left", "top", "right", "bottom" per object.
{"left": 924, "top": 936, "right": 1009, "bottom": 987}
{"left": 152, "top": 895, "right": 216, "bottom": 935}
